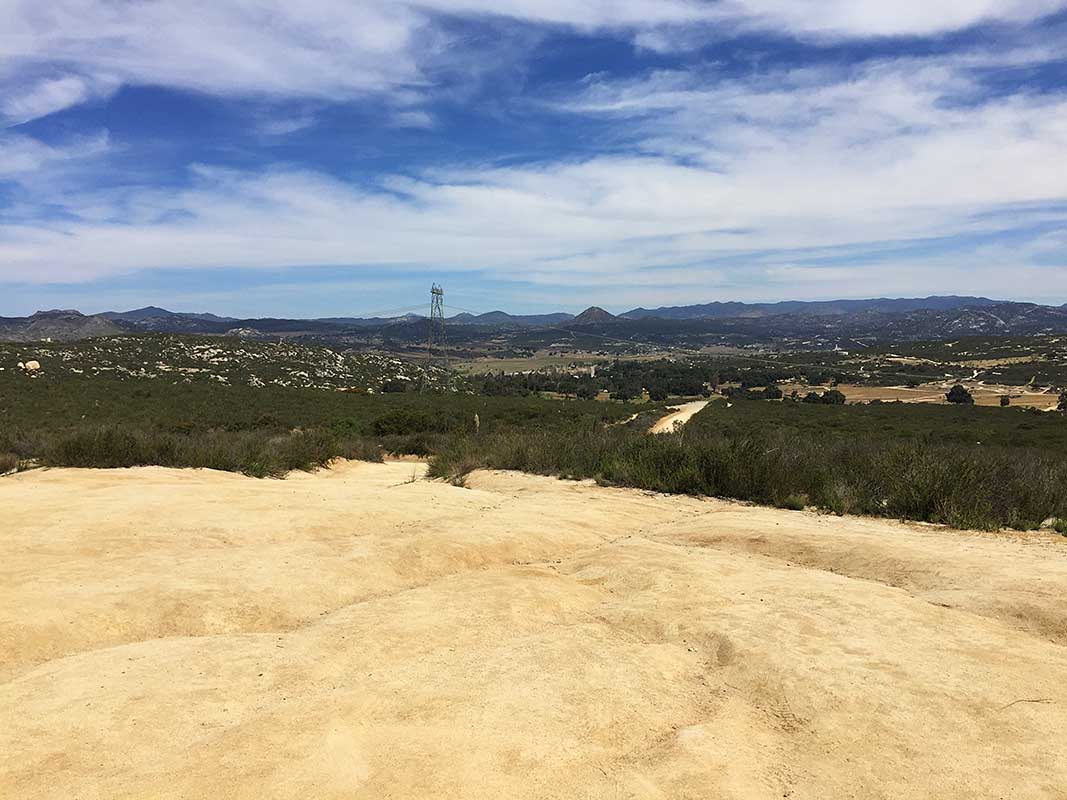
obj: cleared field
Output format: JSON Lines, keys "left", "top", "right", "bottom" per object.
{"left": 2, "top": 462, "right": 1066, "bottom": 798}
{"left": 782, "top": 381, "right": 1062, "bottom": 409}
{"left": 455, "top": 350, "right": 671, "bottom": 375}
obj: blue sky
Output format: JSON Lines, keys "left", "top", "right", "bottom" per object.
{"left": 2, "top": 1, "right": 1066, "bottom": 317}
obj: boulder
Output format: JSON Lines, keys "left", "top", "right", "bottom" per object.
{"left": 23, "top": 360, "right": 41, "bottom": 372}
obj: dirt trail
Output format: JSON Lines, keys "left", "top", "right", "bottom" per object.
{"left": 649, "top": 399, "right": 710, "bottom": 433}
{"left": 2, "top": 462, "right": 1067, "bottom": 799}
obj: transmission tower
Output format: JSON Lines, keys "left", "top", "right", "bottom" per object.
{"left": 427, "top": 283, "right": 447, "bottom": 366}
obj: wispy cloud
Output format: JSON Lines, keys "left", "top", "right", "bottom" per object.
{"left": 1, "top": 74, "right": 117, "bottom": 126}
{"left": 707, "top": 0, "right": 1066, "bottom": 38}
{"left": 3, "top": 1, "right": 1064, "bottom": 125}
{"left": 255, "top": 114, "right": 319, "bottom": 137}
{"left": 0, "top": 130, "right": 110, "bottom": 178}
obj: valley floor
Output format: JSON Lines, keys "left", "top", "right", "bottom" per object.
{"left": 2, "top": 462, "right": 1066, "bottom": 798}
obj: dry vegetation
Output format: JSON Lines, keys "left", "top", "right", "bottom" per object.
{"left": 4, "top": 334, "right": 1067, "bottom": 530}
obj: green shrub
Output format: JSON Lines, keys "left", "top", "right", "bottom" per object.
{"left": 946, "top": 384, "right": 975, "bottom": 404}
{"left": 821, "top": 389, "right": 846, "bottom": 405}
{"left": 428, "top": 422, "right": 1067, "bottom": 532}
{"left": 801, "top": 389, "right": 846, "bottom": 405}
{"left": 371, "top": 408, "right": 435, "bottom": 436}
{"left": 38, "top": 427, "right": 367, "bottom": 478}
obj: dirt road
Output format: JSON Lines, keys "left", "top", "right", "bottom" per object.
{"left": 650, "top": 399, "right": 710, "bottom": 433}
{"left": 2, "top": 462, "right": 1066, "bottom": 798}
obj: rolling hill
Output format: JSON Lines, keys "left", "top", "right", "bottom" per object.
{"left": 621, "top": 295, "right": 1000, "bottom": 320}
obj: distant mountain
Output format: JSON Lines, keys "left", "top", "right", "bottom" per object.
{"left": 622, "top": 296, "right": 999, "bottom": 320}
{"left": 601, "top": 302, "right": 1067, "bottom": 342}
{"left": 449, "top": 311, "right": 575, "bottom": 327}
{"left": 100, "top": 306, "right": 177, "bottom": 321}
{"left": 102, "top": 306, "right": 236, "bottom": 323}
{"left": 0, "top": 310, "right": 121, "bottom": 342}
{"left": 313, "top": 314, "right": 425, "bottom": 328}
{"left": 570, "top": 306, "right": 616, "bottom": 325}
{"left": 883, "top": 302, "right": 1067, "bottom": 338}
{"left": 101, "top": 307, "right": 239, "bottom": 335}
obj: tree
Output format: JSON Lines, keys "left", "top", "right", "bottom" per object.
{"left": 1000, "top": 395, "right": 1011, "bottom": 407}
{"left": 802, "top": 391, "right": 823, "bottom": 404}
{"left": 610, "top": 383, "right": 641, "bottom": 401}
{"left": 946, "top": 384, "right": 975, "bottom": 405}
{"left": 647, "top": 384, "right": 669, "bottom": 402}
{"left": 668, "top": 378, "right": 705, "bottom": 396}
{"left": 381, "top": 379, "right": 408, "bottom": 393}
{"left": 575, "top": 383, "right": 598, "bottom": 401}
{"left": 1059, "top": 392, "right": 1067, "bottom": 412}
{"left": 821, "top": 389, "right": 846, "bottom": 405}
{"left": 762, "top": 383, "right": 784, "bottom": 400}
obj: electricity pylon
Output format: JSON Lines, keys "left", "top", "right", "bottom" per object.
{"left": 427, "top": 283, "right": 447, "bottom": 367}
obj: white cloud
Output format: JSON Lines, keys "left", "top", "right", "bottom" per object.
{"left": 1, "top": 74, "right": 118, "bottom": 125}
{"left": 1, "top": 0, "right": 1064, "bottom": 126}
{"left": 715, "top": 0, "right": 1066, "bottom": 38}
{"left": 390, "top": 109, "right": 436, "bottom": 129}
{"left": 256, "top": 114, "right": 319, "bottom": 137}
{"left": 3, "top": 48, "right": 1067, "bottom": 300}
{"left": 0, "top": 1, "right": 425, "bottom": 123}
{"left": 0, "top": 131, "right": 109, "bottom": 177}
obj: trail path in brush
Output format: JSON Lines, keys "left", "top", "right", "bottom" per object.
{"left": 649, "top": 399, "right": 710, "bottom": 433}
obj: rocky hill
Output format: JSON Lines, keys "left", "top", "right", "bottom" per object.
{"left": 0, "top": 334, "right": 456, "bottom": 392}
{"left": 569, "top": 306, "right": 616, "bottom": 325}
{"left": 0, "top": 310, "right": 121, "bottom": 342}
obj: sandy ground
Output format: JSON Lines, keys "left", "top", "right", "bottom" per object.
{"left": 649, "top": 400, "right": 711, "bottom": 433}
{"left": 2, "top": 461, "right": 1067, "bottom": 799}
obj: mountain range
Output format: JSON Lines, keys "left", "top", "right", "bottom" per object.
{"left": 2, "top": 297, "right": 1067, "bottom": 344}
{"left": 620, "top": 295, "right": 1006, "bottom": 320}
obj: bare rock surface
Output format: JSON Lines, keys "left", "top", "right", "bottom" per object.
{"left": 2, "top": 461, "right": 1066, "bottom": 799}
